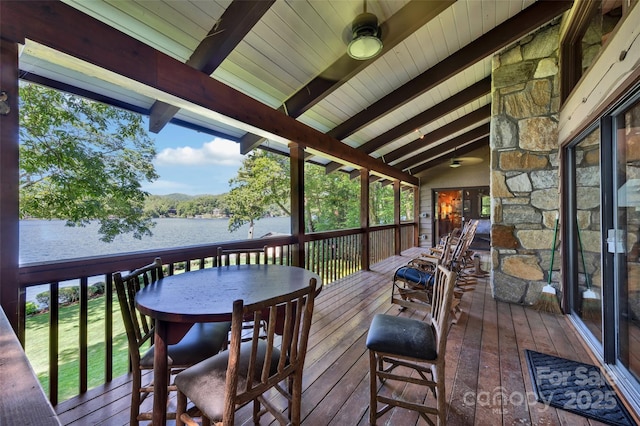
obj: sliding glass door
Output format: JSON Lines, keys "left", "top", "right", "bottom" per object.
{"left": 565, "top": 87, "right": 640, "bottom": 390}
{"left": 433, "top": 187, "right": 489, "bottom": 245}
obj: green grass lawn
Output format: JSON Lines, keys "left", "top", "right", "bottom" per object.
{"left": 25, "top": 293, "right": 132, "bottom": 402}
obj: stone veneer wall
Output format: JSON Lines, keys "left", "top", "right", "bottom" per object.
{"left": 490, "top": 21, "right": 562, "bottom": 304}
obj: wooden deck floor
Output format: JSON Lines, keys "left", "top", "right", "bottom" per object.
{"left": 55, "top": 248, "right": 635, "bottom": 425}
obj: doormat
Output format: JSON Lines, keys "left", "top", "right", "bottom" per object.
{"left": 525, "top": 350, "right": 636, "bottom": 426}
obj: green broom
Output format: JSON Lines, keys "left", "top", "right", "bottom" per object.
{"left": 577, "top": 226, "right": 600, "bottom": 319}
{"left": 533, "top": 216, "right": 562, "bottom": 313}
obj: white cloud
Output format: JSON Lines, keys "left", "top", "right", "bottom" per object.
{"left": 155, "top": 138, "right": 245, "bottom": 166}
{"left": 141, "top": 179, "right": 190, "bottom": 192}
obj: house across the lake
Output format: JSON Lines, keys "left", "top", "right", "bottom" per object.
{"left": 1, "top": 1, "right": 640, "bottom": 424}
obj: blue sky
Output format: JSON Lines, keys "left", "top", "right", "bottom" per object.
{"left": 141, "top": 120, "right": 247, "bottom": 196}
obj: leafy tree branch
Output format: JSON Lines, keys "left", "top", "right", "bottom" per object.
{"left": 19, "top": 83, "right": 158, "bottom": 242}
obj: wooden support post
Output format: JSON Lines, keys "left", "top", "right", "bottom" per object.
{"left": 360, "top": 169, "right": 370, "bottom": 271}
{"left": 394, "top": 180, "right": 401, "bottom": 255}
{"left": 0, "top": 39, "right": 20, "bottom": 336}
{"left": 290, "top": 143, "right": 305, "bottom": 267}
{"left": 413, "top": 186, "right": 420, "bottom": 247}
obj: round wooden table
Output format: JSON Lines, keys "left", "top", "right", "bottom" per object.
{"left": 135, "top": 264, "right": 321, "bottom": 425}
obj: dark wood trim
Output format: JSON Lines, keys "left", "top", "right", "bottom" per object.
{"left": 327, "top": 0, "right": 573, "bottom": 141}
{"left": 283, "top": 0, "right": 455, "bottom": 118}
{"left": 149, "top": 0, "right": 275, "bottom": 132}
{"left": 0, "top": 39, "right": 20, "bottom": 333}
{"left": 384, "top": 104, "right": 491, "bottom": 164}
{"left": 559, "top": 0, "right": 600, "bottom": 104}
{"left": 395, "top": 123, "right": 490, "bottom": 171}
{"left": 239, "top": 132, "right": 264, "bottom": 155}
{"left": 1, "top": 1, "right": 417, "bottom": 185}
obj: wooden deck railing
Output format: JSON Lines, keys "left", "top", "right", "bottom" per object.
{"left": 17, "top": 224, "right": 415, "bottom": 405}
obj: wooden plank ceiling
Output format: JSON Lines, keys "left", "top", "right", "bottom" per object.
{"left": 16, "top": 0, "right": 573, "bottom": 183}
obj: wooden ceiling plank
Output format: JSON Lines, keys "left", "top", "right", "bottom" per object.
{"left": 384, "top": 104, "right": 491, "bottom": 164}
{"left": 409, "top": 137, "right": 488, "bottom": 174}
{"left": 395, "top": 123, "right": 490, "bottom": 171}
{"left": 324, "top": 76, "right": 490, "bottom": 174}
{"left": 327, "top": 0, "right": 573, "bottom": 140}
{"left": 358, "top": 77, "right": 491, "bottom": 154}
{"left": 283, "top": 0, "right": 456, "bottom": 119}
{"left": 149, "top": 0, "right": 275, "bottom": 133}
{"left": 3, "top": 1, "right": 417, "bottom": 185}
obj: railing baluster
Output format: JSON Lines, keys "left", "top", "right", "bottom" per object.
{"left": 49, "top": 282, "right": 59, "bottom": 406}
{"left": 105, "top": 273, "right": 113, "bottom": 382}
{"left": 17, "top": 227, "right": 413, "bottom": 404}
{"left": 80, "top": 276, "right": 88, "bottom": 394}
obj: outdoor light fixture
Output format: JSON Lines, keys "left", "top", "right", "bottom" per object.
{"left": 347, "top": 12, "right": 383, "bottom": 60}
{"left": 450, "top": 147, "right": 461, "bottom": 168}
{"left": 449, "top": 159, "right": 462, "bottom": 168}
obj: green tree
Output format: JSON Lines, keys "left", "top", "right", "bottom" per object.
{"left": 226, "top": 151, "right": 289, "bottom": 237}
{"left": 304, "top": 163, "right": 359, "bottom": 232}
{"left": 19, "top": 83, "right": 158, "bottom": 242}
{"left": 370, "top": 181, "right": 394, "bottom": 225}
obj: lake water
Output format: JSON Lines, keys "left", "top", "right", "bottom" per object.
{"left": 20, "top": 217, "right": 291, "bottom": 264}
{"left": 21, "top": 217, "right": 291, "bottom": 304}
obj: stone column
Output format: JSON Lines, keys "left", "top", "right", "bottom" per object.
{"left": 490, "top": 21, "right": 561, "bottom": 304}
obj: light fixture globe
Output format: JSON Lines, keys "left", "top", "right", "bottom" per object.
{"left": 449, "top": 159, "right": 461, "bottom": 168}
{"left": 347, "top": 12, "right": 383, "bottom": 60}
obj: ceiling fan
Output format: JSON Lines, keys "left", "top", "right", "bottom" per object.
{"left": 347, "top": 0, "right": 383, "bottom": 60}
{"left": 449, "top": 156, "right": 483, "bottom": 168}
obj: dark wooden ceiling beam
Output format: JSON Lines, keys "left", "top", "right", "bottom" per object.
{"left": 240, "top": 0, "right": 454, "bottom": 156}
{"left": 19, "top": 71, "right": 242, "bottom": 142}
{"left": 327, "top": 0, "right": 573, "bottom": 140}
{"left": 383, "top": 104, "right": 491, "bottom": 164}
{"left": 395, "top": 123, "right": 490, "bottom": 171}
{"left": 2, "top": 1, "right": 417, "bottom": 185}
{"left": 284, "top": 0, "right": 455, "bottom": 118}
{"left": 149, "top": 0, "right": 275, "bottom": 133}
{"left": 409, "top": 136, "right": 489, "bottom": 174}
{"left": 325, "top": 76, "right": 490, "bottom": 173}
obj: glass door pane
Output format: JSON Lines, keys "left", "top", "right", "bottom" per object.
{"left": 434, "top": 190, "right": 462, "bottom": 243}
{"left": 574, "top": 127, "right": 604, "bottom": 344}
{"left": 615, "top": 99, "right": 640, "bottom": 381}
